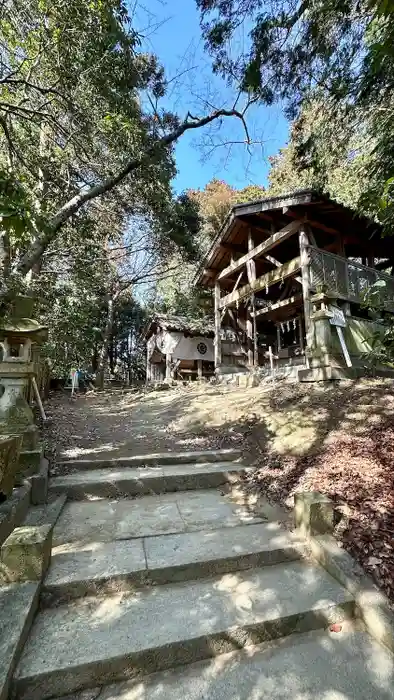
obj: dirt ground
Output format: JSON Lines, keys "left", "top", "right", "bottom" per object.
{"left": 44, "top": 377, "right": 394, "bottom": 606}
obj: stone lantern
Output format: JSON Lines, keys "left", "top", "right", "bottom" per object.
{"left": 0, "top": 295, "right": 47, "bottom": 497}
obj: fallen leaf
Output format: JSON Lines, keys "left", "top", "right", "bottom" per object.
{"left": 367, "top": 556, "right": 382, "bottom": 567}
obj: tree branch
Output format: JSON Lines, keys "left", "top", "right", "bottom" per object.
{"left": 13, "top": 106, "right": 249, "bottom": 281}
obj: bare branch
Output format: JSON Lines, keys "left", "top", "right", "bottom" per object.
{"left": 13, "top": 105, "right": 251, "bottom": 282}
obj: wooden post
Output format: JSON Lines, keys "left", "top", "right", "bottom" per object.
{"left": 32, "top": 376, "right": 46, "bottom": 421}
{"left": 276, "top": 325, "right": 281, "bottom": 352}
{"left": 299, "top": 226, "right": 311, "bottom": 335}
{"left": 253, "top": 314, "right": 258, "bottom": 366}
{"left": 146, "top": 351, "right": 151, "bottom": 383}
{"left": 268, "top": 345, "right": 274, "bottom": 376}
{"left": 197, "top": 359, "right": 203, "bottom": 379}
{"left": 298, "top": 316, "right": 304, "bottom": 353}
{"left": 165, "top": 353, "right": 172, "bottom": 381}
{"left": 214, "top": 281, "right": 222, "bottom": 371}
{"left": 367, "top": 253, "right": 375, "bottom": 268}
{"left": 247, "top": 229, "right": 257, "bottom": 366}
{"left": 247, "top": 306, "right": 253, "bottom": 367}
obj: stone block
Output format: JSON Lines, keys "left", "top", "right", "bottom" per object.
{"left": 294, "top": 491, "right": 334, "bottom": 536}
{"left": 29, "top": 458, "right": 49, "bottom": 505}
{"left": 297, "top": 366, "right": 359, "bottom": 382}
{"left": 0, "top": 434, "right": 22, "bottom": 497}
{"left": 0, "top": 523, "right": 52, "bottom": 582}
{"left": 0, "top": 581, "right": 40, "bottom": 700}
{"left": 0, "top": 482, "right": 31, "bottom": 547}
{"left": 16, "top": 448, "right": 43, "bottom": 481}
{"left": 21, "top": 425, "right": 39, "bottom": 451}
{"left": 309, "top": 534, "right": 394, "bottom": 655}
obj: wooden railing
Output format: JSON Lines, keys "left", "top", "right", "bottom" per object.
{"left": 308, "top": 246, "right": 394, "bottom": 310}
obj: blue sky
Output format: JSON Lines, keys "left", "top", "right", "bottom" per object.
{"left": 137, "top": 0, "right": 289, "bottom": 194}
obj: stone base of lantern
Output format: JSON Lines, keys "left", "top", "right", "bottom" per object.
{"left": 0, "top": 435, "right": 23, "bottom": 499}
{"left": 16, "top": 447, "right": 43, "bottom": 483}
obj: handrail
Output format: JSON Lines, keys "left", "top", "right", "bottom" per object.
{"left": 307, "top": 245, "right": 394, "bottom": 309}
{"left": 307, "top": 245, "right": 394, "bottom": 283}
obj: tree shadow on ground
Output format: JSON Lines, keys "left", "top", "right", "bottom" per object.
{"left": 44, "top": 379, "right": 394, "bottom": 602}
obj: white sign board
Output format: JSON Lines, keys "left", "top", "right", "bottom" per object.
{"left": 327, "top": 305, "right": 352, "bottom": 367}
{"left": 328, "top": 305, "right": 346, "bottom": 328}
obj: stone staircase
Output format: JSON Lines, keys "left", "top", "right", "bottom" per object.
{"left": 7, "top": 450, "right": 394, "bottom": 699}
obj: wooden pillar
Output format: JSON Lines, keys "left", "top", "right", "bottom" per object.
{"left": 146, "top": 348, "right": 151, "bottom": 383}
{"left": 214, "top": 281, "right": 222, "bottom": 370}
{"left": 197, "top": 359, "right": 203, "bottom": 379}
{"left": 253, "top": 314, "right": 258, "bottom": 366}
{"left": 165, "top": 353, "right": 172, "bottom": 381}
{"left": 299, "top": 226, "right": 311, "bottom": 336}
{"left": 367, "top": 253, "right": 375, "bottom": 268}
{"left": 247, "top": 229, "right": 257, "bottom": 366}
{"left": 247, "top": 306, "right": 253, "bottom": 367}
{"left": 298, "top": 316, "right": 304, "bottom": 353}
{"left": 276, "top": 324, "right": 281, "bottom": 352}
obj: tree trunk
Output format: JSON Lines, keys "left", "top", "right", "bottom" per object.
{"left": 96, "top": 296, "right": 115, "bottom": 389}
{"left": 8, "top": 108, "right": 246, "bottom": 288}
{"left": 108, "top": 339, "right": 114, "bottom": 375}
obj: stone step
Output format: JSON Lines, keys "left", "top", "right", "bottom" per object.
{"left": 0, "top": 582, "right": 40, "bottom": 700}
{"left": 42, "top": 522, "right": 306, "bottom": 605}
{"left": 13, "top": 560, "right": 354, "bottom": 700}
{"left": 23, "top": 494, "right": 67, "bottom": 530}
{"left": 49, "top": 463, "right": 251, "bottom": 500}
{"left": 57, "top": 625, "right": 394, "bottom": 700}
{"left": 56, "top": 448, "right": 241, "bottom": 471}
{"left": 51, "top": 489, "right": 267, "bottom": 548}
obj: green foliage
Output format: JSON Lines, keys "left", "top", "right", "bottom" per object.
{"left": 361, "top": 279, "right": 394, "bottom": 368}
{"left": 154, "top": 178, "right": 266, "bottom": 319}
{"left": 0, "top": 170, "right": 37, "bottom": 245}
{"left": 197, "top": 0, "right": 394, "bottom": 229}
{"left": 0, "top": 0, "right": 209, "bottom": 379}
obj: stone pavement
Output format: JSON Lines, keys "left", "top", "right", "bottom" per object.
{"left": 7, "top": 449, "right": 394, "bottom": 700}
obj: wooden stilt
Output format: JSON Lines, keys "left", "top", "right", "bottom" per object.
{"left": 298, "top": 316, "right": 304, "bottom": 353}
{"left": 277, "top": 325, "right": 281, "bottom": 352}
{"left": 214, "top": 281, "right": 222, "bottom": 371}
{"left": 247, "top": 303, "right": 253, "bottom": 367}
{"left": 253, "top": 310, "right": 258, "bottom": 366}
{"left": 268, "top": 345, "right": 274, "bottom": 376}
{"left": 247, "top": 230, "right": 257, "bottom": 367}
{"left": 197, "top": 359, "right": 203, "bottom": 379}
{"left": 299, "top": 226, "right": 311, "bottom": 335}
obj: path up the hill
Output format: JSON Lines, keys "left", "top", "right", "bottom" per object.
{"left": 8, "top": 386, "right": 394, "bottom": 699}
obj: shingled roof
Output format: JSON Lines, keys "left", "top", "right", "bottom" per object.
{"left": 144, "top": 314, "right": 214, "bottom": 339}
{"left": 195, "top": 188, "right": 384, "bottom": 287}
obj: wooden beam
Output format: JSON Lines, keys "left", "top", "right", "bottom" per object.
{"left": 252, "top": 294, "right": 303, "bottom": 318}
{"left": 246, "top": 229, "right": 257, "bottom": 284}
{"left": 286, "top": 209, "right": 339, "bottom": 237}
{"left": 247, "top": 223, "right": 272, "bottom": 237}
{"left": 232, "top": 270, "right": 244, "bottom": 293}
{"left": 219, "top": 256, "right": 301, "bottom": 309}
{"left": 214, "top": 282, "right": 222, "bottom": 369}
{"left": 218, "top": 220, "right": 301, "bottom": 281}
{"left": 219, "top": 242, "right": 246, "bottom": 254}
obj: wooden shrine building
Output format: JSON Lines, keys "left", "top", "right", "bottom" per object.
{"left": 144, "top": 315, "right": 215, "bottom": 382}
{"left": 195, "top": 189, "right": 394, "bottom": 381}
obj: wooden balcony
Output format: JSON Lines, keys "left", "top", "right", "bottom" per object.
{"left": 308, "top": 246, "right": 394, "bottom": 311}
